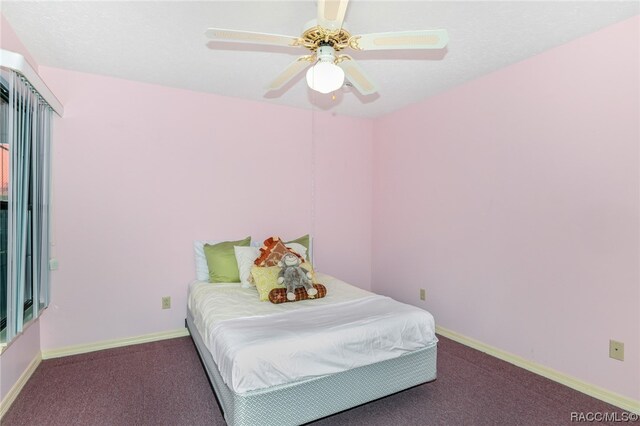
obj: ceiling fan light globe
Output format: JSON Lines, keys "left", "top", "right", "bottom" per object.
{"left": 306, "top": 62, "right": 345, "bottom": 94}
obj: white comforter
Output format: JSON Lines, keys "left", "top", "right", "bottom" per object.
{"left": 188, "top": 273, "right": 437, "bottom": 394}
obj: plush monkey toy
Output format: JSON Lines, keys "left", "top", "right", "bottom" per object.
{"left": 277, "top": 253, "right": 317, "bottom": 301}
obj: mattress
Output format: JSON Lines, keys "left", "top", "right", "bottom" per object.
{"left": 188, "top": 273, "right": 437, "bottom": 394}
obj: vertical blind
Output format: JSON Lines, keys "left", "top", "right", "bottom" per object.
{"left": 1, "top": 69, "right": 52, "bottom": 343}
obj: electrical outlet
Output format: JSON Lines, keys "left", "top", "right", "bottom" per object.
{"left": 161, "top": 296, "right": 171, "bottom": 310}
{"left": 609, "top": 340, "right": 624, "bottom": 361}
{"left": 419, "top": 288, "right": 426, "bottom": 301}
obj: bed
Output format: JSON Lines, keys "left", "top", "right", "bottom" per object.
{"left": 186, "top": 272, "right": 438, "bottom": 426}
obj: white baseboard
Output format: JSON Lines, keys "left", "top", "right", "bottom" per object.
{"left": 0, "top": 352, "right": 42, "bottom": 420}
{"left": 436, "top": 325, "right": 640, "bottom": 415}
{"left": 41, "top": 328, "right": 190, "bottom": 360}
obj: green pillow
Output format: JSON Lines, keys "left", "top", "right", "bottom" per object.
{"left": 203, "top": 237, "right": 250, "bottom": 283}
{"left": 286, "top": 234, "right": 310, "bottom": 252}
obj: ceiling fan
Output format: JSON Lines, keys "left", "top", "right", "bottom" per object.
{"left": 205, "top": 0, "right": 448, "bottom": 95}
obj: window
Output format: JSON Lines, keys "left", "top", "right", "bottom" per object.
{"left": 0, "top": 121, "right": 34, "bottom": 333}
{"left": 1, "top": 87, "right": 8, "bottom": 334}
{"left": 0, "top": 71, "right": 52, "bottom": 344}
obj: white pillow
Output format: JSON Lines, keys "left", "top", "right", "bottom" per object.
{"left": 194, "top": 240, "right": 240, "bottom": 281}
{"left": 234, "top": 246, "right": 261, "bottom": 288}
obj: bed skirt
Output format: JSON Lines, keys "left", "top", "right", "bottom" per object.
{"left": 186, "top": 310, "right": 437, "bottom": 426}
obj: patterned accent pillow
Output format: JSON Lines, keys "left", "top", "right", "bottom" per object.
{"left": 251, "top": 265, "right": 284, "bottom": 301}
{"left": 269, "top": 284, "right": 327, "bottom": 304}
{"left": 254, "top": 237, "right": 302, "bottom": 267}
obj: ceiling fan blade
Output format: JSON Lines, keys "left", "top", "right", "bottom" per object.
{"left": 266, "top": 57, "right": 313, "bottom": 91}
{"left": 317, "top": 0, "right": 349, "bottom": 31}
{"left": 338, "top": 56, "right": 377, "bottom": 95}
{"left": 352, "top": 29, "right": 449, "bottom": 50}
{"left": 205, "top": 28, "right": 301, "bottom": 48}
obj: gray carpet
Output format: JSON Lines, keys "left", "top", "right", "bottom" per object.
{"left": 3, "top": 335, "right": 628, "bottom": 425}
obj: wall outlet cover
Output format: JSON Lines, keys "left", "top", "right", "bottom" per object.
{"left": 161, "top": 296, "right": 171, "bottom": 310}
{"left": 609, "top": 340, "right": 624, "bottom": 361}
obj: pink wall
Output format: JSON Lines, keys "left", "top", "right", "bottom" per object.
{"left": 314, "top": 112, "right": 373, "bottom": 287}
{"left": 0, "top": 321, "right": 40, "bottom": 401}
{"left": 373, "top": 16, "right": 640, "bottom": 401}
{"left": 37, "top": 66, "right": 373, "bottom": 350}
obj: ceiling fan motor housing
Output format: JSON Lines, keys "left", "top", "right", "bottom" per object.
{"left": 300, "top": 21, "right": 353, "bottom": 53}
{"left": 317, "top": 44, "right": 337, "bottom": 63}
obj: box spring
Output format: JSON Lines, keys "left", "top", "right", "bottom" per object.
{"left": 187, "top": 310, "right": 437, "bottom": 426}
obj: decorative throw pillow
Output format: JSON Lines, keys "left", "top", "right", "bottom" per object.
{"left": 251, "top": 265, "right": 284, "bottom": 301}
{"left": 269, "top": 284, "right": 327, "bottom": 304}
{"left": 203, "top": 237, "right": 250, "bottom": 283}
{"left": 254, "top": 237, "right": 302, "bottom": 267}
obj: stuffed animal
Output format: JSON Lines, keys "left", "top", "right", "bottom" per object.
{"left": 277, "top": 252, "right": 317, "bottom": 301}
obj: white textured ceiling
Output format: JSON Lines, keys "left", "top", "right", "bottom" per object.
{"left": 1, "top": 1, "right": 638, "bottom": 118}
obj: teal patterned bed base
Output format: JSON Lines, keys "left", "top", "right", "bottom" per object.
{"left": 187, "top": 310, "right": 437, "bottom": 426}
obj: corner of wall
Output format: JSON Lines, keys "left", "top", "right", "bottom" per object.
{"left": 0, "top": 14, "right": 39, "bottom": 72}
